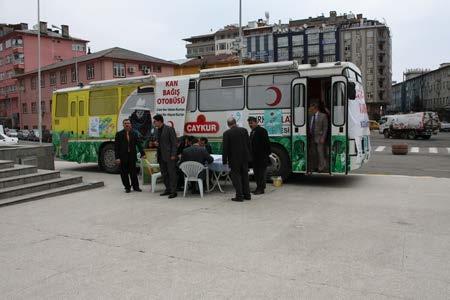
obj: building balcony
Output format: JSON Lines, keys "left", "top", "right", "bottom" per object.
{"left": 12, "top": 60, "right": 25, "bottom": 70}
{"left": 12, "top": 46, "right": 24, "bottom": 54}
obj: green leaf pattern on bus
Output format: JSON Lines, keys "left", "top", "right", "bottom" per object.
{"left": 331, "top": 136, "right": 347, "bottom": 173}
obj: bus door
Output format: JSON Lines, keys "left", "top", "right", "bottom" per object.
{"left": 68, "top": 95, "right": 78, "bottom": 139}
{"left": 291, "top": 78, "right": 307, "bottom": 173}
{"left": 330, "top": 76, "right": 348, "bottom": 174}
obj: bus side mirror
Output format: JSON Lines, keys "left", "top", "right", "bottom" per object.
{"left": 347, "top": 82, "right": 356, "bottom": 100}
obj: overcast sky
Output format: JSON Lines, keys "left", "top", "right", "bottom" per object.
{"left": 1, "top": 0, "right": 449, "bottom": 82}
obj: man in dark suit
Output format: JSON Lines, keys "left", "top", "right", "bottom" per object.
{"left": 180, "top": 138, "right": 213, "bottom": 194}
{"left": 222, "top": 117, "right": 251, "bottom": 202}
{"left": 309, "top": 103, "right": 328, "bottom": 172}
{"left": 115, "top": 119, "right": 146, "bottom": 193}
{"left": 248, "top": 116, "right": 271, "bottom": 195}
{"left": 153, "top": 114, "right": 178, "bottom": 198}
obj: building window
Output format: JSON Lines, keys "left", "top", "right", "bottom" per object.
{"left": 31, "top": 76, "right": 37, "bottom": 90}
{"left": 40, "top": 75, "right": 45, "bottom": 88}
{"left": 307, "top": 33, "right": 319, "bottom": 44}
{"left": 86, "top": 64, "right": 95, "bottom": 80}
{"left": 50, "top": 73, "right": 57, "bottom": 86}
{"left": 154, "top": 65, "right": 161, "bottom": 73}
{"left": 60, "top": 70, "right": 67, "bottom": 84}
{"left": 71, "top": 67, "right": 77, "bottom": 82}
{"left": 323, "top": 44, "right": 335, "bottom": 55}
{"left": 22, "top": 103, "right": 27, "bottom": 114}
{"left": 113, "top": 63, "right": 125, "bottom": 78}
{"left": 367, "top": 30, "right": 374, "bottom": 38}
{"left": 31, "top": 102, "right": 37, "bottom": 113}
{"left": 292, "top": 46, "right": 304, "bottom": 59}
{"left": 41, "top": 101, "right": 46, "bottom": 113}
{"left": 308, "top": 45, "right": 320, "bottom": 56}
{"left": 277, "top": 47, "right": 289, "bottom": 61}
{"left": 247, "top": 37, "right": 252, "bottom": 53}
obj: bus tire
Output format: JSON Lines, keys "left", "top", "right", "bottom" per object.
{"left": 383, "top": 130, "right": 390, "bottom": 138}
{"left": 407, "top": 131, "right": 416, "bottom": 140}
{"left": 99, "top": 143, "right": 119, "bottom": 174}
{"left": 268, "top": 144, "right": 291, "bottom": 181}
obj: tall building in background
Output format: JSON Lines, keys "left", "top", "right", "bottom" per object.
{"left": 183, "top": 11, "right": 392, "bottom": 119}
{"left": 0, "top": 22, "right": 88, "bottom": 128}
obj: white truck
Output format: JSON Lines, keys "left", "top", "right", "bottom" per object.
{"left": 379, "top": 112, "right": 440, "bottom": 140}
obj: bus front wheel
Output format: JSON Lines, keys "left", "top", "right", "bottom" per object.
{"left": 268, "top": 144, "right": 291, "bottom": 181}
{"left": 99, "top": 143, "right": 119, "bottom": 173}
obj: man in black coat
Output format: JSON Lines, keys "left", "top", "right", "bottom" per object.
{"left": 248, "top": 116, "right": 271, "bottom": 195}
{"left": 180, "top": 138, "right": 214, "bottom": 193}
{"left": 153, "top": 114, "right": 178, "bottom": 198}
{"left": 222, "top": 117, "right": 251, "bottom": 202}
{"left": 115, "top": 119, "right": 146, "bottom": 193}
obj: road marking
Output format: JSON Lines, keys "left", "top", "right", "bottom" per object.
{"left": 410, "top": 147, "right": 419, "bottom": 153}
{"left": 375, "top": 146, "right": 385, "bottom": 152}
{"left": 429, "top": 147, "right": 438, "bottom": 154}
{"left": 447, "top": 148, "right": 450, "bottom": 154}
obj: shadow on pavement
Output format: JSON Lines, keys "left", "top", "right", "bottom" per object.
{"left": 286, "top": 173, "right": 363, "bottom": 188}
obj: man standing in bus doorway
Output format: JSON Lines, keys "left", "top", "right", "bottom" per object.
{"left": 222, "top": 117, "right": 251, "bottom": 202}
{"left": 309, "top": 103, "right": 328, "bottom": 172}
{"left": 153, "top": 114, "right": 178, "bottom": 198}
{"left": 248, "top": 116, "right": 271, "bottom": 195}
{"left": 115, "top": 119, "right": 146, "bottom": 193}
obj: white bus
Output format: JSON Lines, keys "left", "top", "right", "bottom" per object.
{"left": 53, "top": 61, "right": 371, "bottom": 179}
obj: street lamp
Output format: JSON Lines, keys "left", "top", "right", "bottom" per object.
{"left": 51, "top": 24, "right": 78, "bottom": 83}
{"left": 37, "top": 0, "right": 42, "bottom": 144}
{"left": 238, "top": 0, "right": 243, "bottom": 65}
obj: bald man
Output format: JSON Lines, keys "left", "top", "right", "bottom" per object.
{"left": 222, "top": 117, "right": 252, "bottom": 202}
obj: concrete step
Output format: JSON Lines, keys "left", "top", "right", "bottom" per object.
{"left": 0, "top": 181, "right": 104, "bottom": 207}
{"left": 0, "top": 165, "right": 37, "bottom": 179}
{"left": 0, "top": 175, "right": 83, "bottom": 200}
{"left": 0, "top": 170, "right": 61, "bottom": 189}
{"left": 0, "top": 160, "right": 14, "bottom": 170}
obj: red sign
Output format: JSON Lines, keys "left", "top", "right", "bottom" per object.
{"left": 185, "top": 115, "right": 220, "bottom": 134}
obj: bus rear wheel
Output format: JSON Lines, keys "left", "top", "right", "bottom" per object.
{"left": 407, "top": 131, "right": 416, "bottom": 140}
{"left": 383, "top": 130, "right": 390, "bottom": 138}
{"left": 268, "top": 144, "right": 291, "bottom": 181}
{"left": 100, "top": 143, "right": 119, "bottom": 173}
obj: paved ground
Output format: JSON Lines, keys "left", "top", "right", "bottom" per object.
{"left": 0, "top": 161, "right": 449, "bottom": 299}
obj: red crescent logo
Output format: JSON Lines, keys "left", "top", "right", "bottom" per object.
{"left": 168, "top": 121, "right": 174, "bottom": 127}
{"left": 266, "top": 86, "right": 282, "bottom": 106}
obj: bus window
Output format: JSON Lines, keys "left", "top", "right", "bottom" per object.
{"left": 333, "top": 82, "right": 345, "bottom": 126}
{"left": 247, "top": 73, "right": 296, "bottom": 109}
{"left": 70, "top": 101, "right": 76, "bottom": 117}
{"left": 79, "top": 101, "right": 85, "bottom": 116}
{"left": 293, "top": 84, "right": 305, "bottom": 126}
{"left": 55, "top": 93, "right": 68, "bottom": 117}
{"left": 187, "top": 80, "right": 196, "bottom": 112}
{"left": 89, "top": 89, "right": 119, "bottom": 115}
{"left": 199, "top": 77, "right": 244, "bottom": 111}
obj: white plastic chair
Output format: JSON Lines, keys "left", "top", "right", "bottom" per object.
{"left": 151, "top": 172, "right": 162, "bottom": 193}
{"left": 179, "top": 161, "right": 208, "bottom": 198}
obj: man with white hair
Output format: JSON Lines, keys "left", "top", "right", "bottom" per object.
{"left": 222, "top": 117, "right": 251, "bottom": 202}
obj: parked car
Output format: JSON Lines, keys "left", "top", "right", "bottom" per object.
{"left": 0, "top": 132, "right": 19, "bottom": 145}
{"left": 6, "top": 128, "right": 18, "bottom": 138}
{"left": 369, "top": 120, "right": 380, "bottom": 131}
{"left": 440, "top": 121, "right": 450, "bottom": 132}
{"left": 18, "top": 129, "right": 30, "bottom": 140}
{"left": 28, "top": 129, "right": 40, "bottom": 142}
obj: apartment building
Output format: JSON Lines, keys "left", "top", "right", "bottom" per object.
{"left": 389, "top": 64, "right": 450, "bottom": 121}
{"left": 16, "top": 47, "right": 176, "bottom": 130}
{"left": 183, "top": 11, "right": 392, "bottom": 119}
{"left": 0, "top": 22, "right": 88, "bottom": 128}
